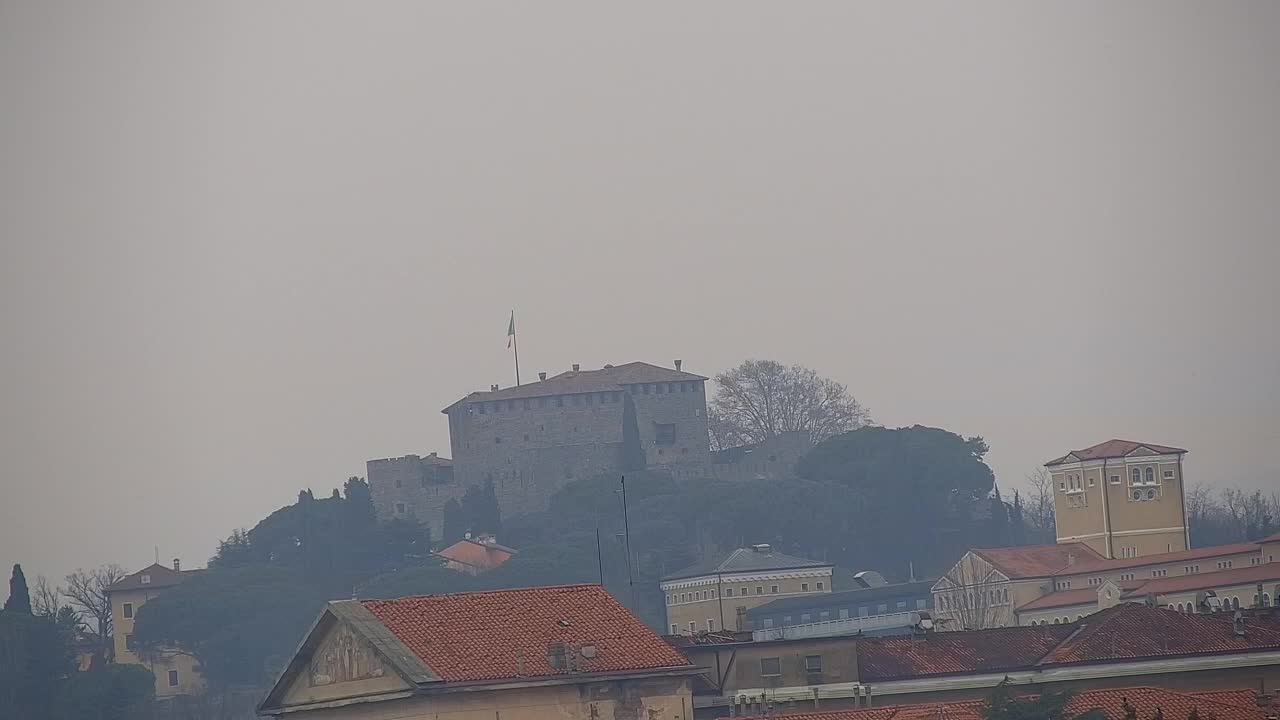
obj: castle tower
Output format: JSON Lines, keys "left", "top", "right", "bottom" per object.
{"left": 1044, "top": 439, "right": 1189, "bottom": 560}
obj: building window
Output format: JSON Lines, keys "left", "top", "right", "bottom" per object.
{"left": 708, "top": 619, "right": 716, "bottom": 632}
{"left": 688, "top": 621, "right": 696, "bottom": 632}
{"left": 586, "top": 393, "right": 594, "bottom": 405}
{"left": 555, "top": 396, "right": 564, "bottom": 407}
{"left": 1056, "top": 580, "right": 1071, "bottom": 590}
{"left": 494, "top": 437, "right": 502, "bottom": 444}
{"left": 168, "top": 670, "right": 179, "bottom": 688}
{"left": 756, "top": 586, "right": 763, "bottom": 595}
{"left": 126, "top": 634, "right": 136, "bottom": 650}
{"left": 394, "top": 503, "right": 406, "bottom": 514}
{"left": 1120, "top": 573, "right": 1135, "bottom": 581}
{"left": 656, "top": 423, "right": 676, "bottom": 445}
{"left": 1251, "top": 556, "right": 1262, "bottom": 565}
{"left": 800, "top": 613, "right": 811, "bottom": 622}
{"left": 1145, "top": 467, "right": 1155, "bottom": 483}
{"left": 839, "top": 608, "right": 850, "bottom": 619}
{"left": 817, "top": 581, "right": 825, "bottom": 591}
{"left": 1218, "top": 560, "right": 1233, "bottom": 569}
{"left": 1163, "top": 469, "right": 1175, "bottom": 479}
{"left": 771, "top": 585, "right": 779, "bottom": 594}
{"left": 1110, "top": 474, "right": 1121, "bottom": 484}
{"left": 1088, "top": 477, "right": 1095, "bottom": 487}
{"left": 917, "top": 598, "right": 927, "bottom": 609}
{"left": 122, "top": 603, "right": 134, "bottom": 619}
{"left": 805, "top": 655, "right": 823, "bottom": 673}
{"left": 671, "top": 624, "right": 679, "bottom": 634}
{"left": 741, "top": 587, "right": 748, "bottom": 596}
{"left": 820, "top": 611, "right": 831, "bottom": 620}
{"left": 140, "top": 574, "right": 151, "bottom": 585}
{"left": 878, "top": 603, "right": 888, "bottom": 614}
{"left": 762, "top": 618, "right": 774, "bottom": 628}
{"left": 802, "top": 583, "right": 809, "bottom": 592}
{"left": 666, "top": 595, "right": 671, "bottom": 605}
{"left": 1151, "top": 569, "right": 1167, "bottom": 578}
{"left": 725, "top": 588, "right": 734, "bottom": 597}
{"left": 1185, "top": 565, "right": 1199, "bottom": 574}
{"left": 858, "top": 606, "right": 869, "bottom": 617}
{"left": 394, "top": 477, "right": 402, "bottom": 488}
{"left": 760, "top": 658, "right": 781, "bottom": 677}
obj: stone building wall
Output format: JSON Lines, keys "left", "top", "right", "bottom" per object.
{"left": 367, "top": 453, "right": 458, "bottom": 527}
{"left": 709, "top": 431, "right": 813, "bottom": 482}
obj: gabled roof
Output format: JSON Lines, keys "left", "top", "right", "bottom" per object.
{"left": 359, "top": 584, "right": 691, "bottom": 683}
{"left": 1040, "top": 603, "right": 1280, "bottom": 665}
{"left": 857, "top": 624, "right": 1077, "bottom": 681}
{"left": 1045, "top": 439, "right": 1187, "bottom": 466}
{"left": 442, "top": 361, "right": 706, "bottom": 411}
{"left": 435, "top": 538, "right": 517, "bottom": 569}
{"left": 1015, "top": 581, "right": 1145, "bottom": 612}
{"left": 1259, "top": 530, "right": 1280, "bottom": 544}
{"left": 721, "top": 686, "right": 1268, "bottom": 720}
{"left": 106, "top": 563, "right": 203, "bottom": 593}
{"left": 969, "top": 543, "right": 1105, "bottom": 579}
{"left": 663, "top": 547, "right": 832, "bottom": 582}
{"left": 857, "top": 604, "right": 1280, "bottom": 682}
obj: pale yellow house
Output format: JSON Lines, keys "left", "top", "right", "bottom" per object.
{"left": 107, "top": 560, "right": 205, "bottom": 697}
{"left": 660, "top": 544, "right": 834, "bottom": 635}
{"left": 258, "top": 584, "right": 699, "bottom": 719}
{"left": 1045, "top": 439, "right": 1189, "bottom": 559}
{"left": 933, "top": 438, "right": 1278, "bottom": 629}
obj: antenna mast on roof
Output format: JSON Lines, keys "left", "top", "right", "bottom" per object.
{"left": 618, "top": 475, "right": 636, "bottom": 612}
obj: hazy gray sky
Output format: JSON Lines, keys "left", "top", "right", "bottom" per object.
{"left": 3, "top": 2, "right": 1278, "bottom": 585}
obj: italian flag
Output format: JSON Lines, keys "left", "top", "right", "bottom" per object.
{"left": 507, "top": 312, "right": 515, "bottom": 348}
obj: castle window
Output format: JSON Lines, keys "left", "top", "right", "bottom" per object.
{"left": 1144, "top": 467, "right": 1155, "bottom": 483}
{"left": 122, "top": 603, "right": 133, "bottom": 619}
{"left": 802, "top": 583, "right": 809, "bottom": 592}
{"left": 656, "top": 423, "right": 676, "bottom": 445}
{"left": 689, "top": 621, "right": 697, "bottom": 632}
{"left": 725, "top": 588, "right": 734, "bottom": 597}
{"left": 771, "top": 585, "right": 779, "bottom": 593}
{"left": 817, "top": 581, "right": 824, "bottom": 591}
{"left": 168, "top": 670, "right": 179, "bottom": 688}
{"left": 756, "top": 586, "right": 763, "bottom": 595}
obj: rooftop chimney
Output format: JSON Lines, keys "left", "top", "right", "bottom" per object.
{"left": 173, "top": 558, "right": 181, "bottom": 572}
{"left": 538, "top": 372, "right": 547, "bottom": 381}
{"left": 674, "top": 359, "right": 682, "bottom": 371}
{"left": 751, "top": 543, "right": 772, "bottom": 554}
{"left": 1067, "top": 553, "right": 1076, "bottom": 566}
{"left": 572, "top": 363, "right": 580, "bottom": 372}
{"left": 491, "top": 384, "right": 499, "bottom": 392}
{"left": 1234, "top": 610, "right": 1247, "bottom": 636}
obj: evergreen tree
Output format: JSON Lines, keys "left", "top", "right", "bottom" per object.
{"left": 442, "top": 498, "right": 465, "bottom": 545}
{"left": 1009, "top": 490, "right": 1028, "bottom": 545}
{"left": 621, "top": 392, "right": 646, "bottom": 472}
{"left": 5, "top": 564, "right": 32, "bottom": 614}
{"left": 461, "top": 481, "right": 502, "bottom": 537}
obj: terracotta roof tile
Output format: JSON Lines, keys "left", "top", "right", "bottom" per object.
{"left": 1124, "top": 562, "right": 1280, "bottom": 595}
{"left": 1046, "top": 439, "right": 1187, "bottom": 466}
{"left": 1015, "top": 583, "right": 1145, "bottom": 612}
{"left": 724, "top": 687, "right": 1266, "bottom": 720}
{"left": 1040, "top": 604, "right": 1280, "bottom": 665}
{"left": 972, "top": 543, "right": 1105, "bottom": 578}
{"left": 443, "top": 361, "right": 706, "bottom": 410}
{"left": 663, "top": 546, "right": 831, "bottom": 581}
{"left": 359, "top": 584, "right": 691, "bottom": 683}
{"left": 435, "top": 538, "right": 517, "bottom": 570}
{"left": 857, "top": 624, "right": 1077, "bottom": 681}
{"left": 1069, "top": 543, "right": 1263, "bottom": 574}
{"left": 106, "top": 563, "right": 203, "bottom": 593}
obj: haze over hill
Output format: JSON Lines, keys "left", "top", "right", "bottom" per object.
{"left": 2, "top": 1, "right": 1279, "bottom": 588}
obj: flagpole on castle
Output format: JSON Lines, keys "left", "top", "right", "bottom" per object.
{"left": 508, "top": 310, "right": 521, "bottom": 386}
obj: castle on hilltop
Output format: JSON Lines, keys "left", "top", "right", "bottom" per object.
{"left": 369, "top": 360, "right": 712, "bottom": 538}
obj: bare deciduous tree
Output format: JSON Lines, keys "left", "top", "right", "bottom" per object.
{"left": 709, "top": 359, "right": 870, "bottom": 449}
{"left": 30, "top": 575, "right": 64, "bottom": 618}
{"left": 64, "top": 564, "right": 126, "bottom": 661}
{"left": 1023, "top": 468, "right": 1056, "bottom": 540}
{"left": 936, "top": 553, "right": 1010, "bottom": 630}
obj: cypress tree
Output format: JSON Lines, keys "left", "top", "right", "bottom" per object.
{"left": 4, "top": 563, "right": 32, "bottom": 614}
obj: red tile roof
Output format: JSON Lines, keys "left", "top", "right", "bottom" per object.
{"left": 1015, "top": 582, "right": 1146, "bottom": 612}
{"left": 359, "top": 584, "right": 691, "bottom": 683}
{"left": 972, "top": 543, "right": 1105, "bottom": 578}
{"left": 1040, "top": 603, "right": 1280, "bottom": 665}
{"left": 723, "top": 686, "right": 1266, "bottom": 720}
{"left": 443, "top": 361, "right": 706, "bottom": 410}
{"left": 1124, "top": 561, "right": 1280, "bottom": 595}
{"left": 1046, "top": 439, "right": 1187, "bottom": 466}
{"left": 857, "top": 624, "right": 1078, "bottom": 681}
{"left": 1259, "top": 531, "right": 1280, "bottom": 544}
{"left": 1069, "top": 543, "right": 1262, "bottom": 574}
{"left": 436, "top": 538, "right": 516, "bottom": 571}
{"left": 106, "top": 563, "right": 203, "bottom": 592}
{"left": 858, "top": 604, "right": 1280, "bottom": 681}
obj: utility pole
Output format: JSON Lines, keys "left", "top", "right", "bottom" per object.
{"left": 619, "top": 475, "right": 636, "bottom": 611}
